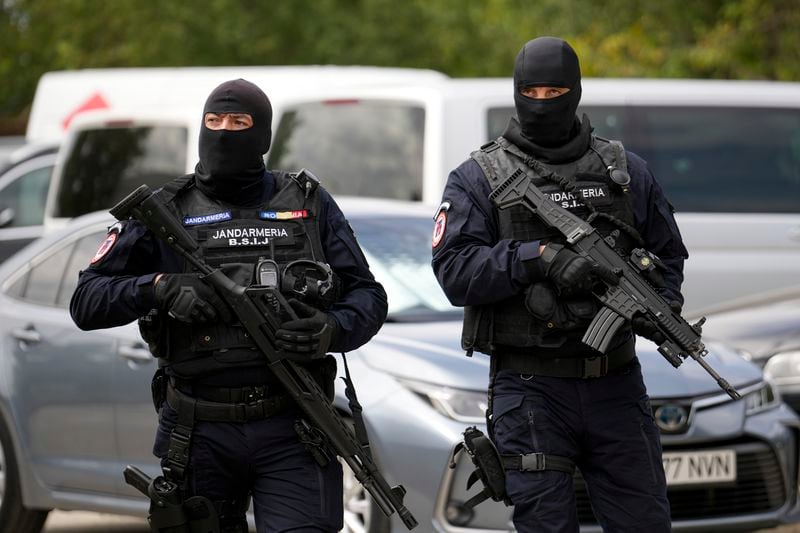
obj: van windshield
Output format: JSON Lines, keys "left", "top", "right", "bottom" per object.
{"left": 267, "top": 100, "right": 425, "bottom": 201}
{"left": 54, "top": 125, "right": 188, "bottom": 218}
{"left": 486, "top": 106, "right": 800, "bottom": 214}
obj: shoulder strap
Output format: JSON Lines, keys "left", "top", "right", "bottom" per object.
{"left": 160, "top": 174, "right": 195, "bottom": 203}
{"left": 271, "top": 168, "right": 321, "bottom": 200}
{"left": 608, "top": 140, "right": 628, "bottom": 172}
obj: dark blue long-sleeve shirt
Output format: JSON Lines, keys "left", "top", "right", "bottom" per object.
{"left": 432, "top": 151, "right": 688, "bottom": 307}
{"left": 70, "top": 172, "right": 388, "bottom": 354}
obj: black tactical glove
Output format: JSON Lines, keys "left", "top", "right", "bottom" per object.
{"left": 541, "top": 243, "right": 618, "bottom": 294}
{"left": 631, "top": 300, "right": 683, "bottom": 345}
{"left": 275, "top": 299, "right": 338, "bottom": 361}
{"left": 154, "top": 273, "right": 233, "bottom": 323}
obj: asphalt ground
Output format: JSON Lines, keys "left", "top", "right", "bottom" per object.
{"left": 42, "top": 509, "right": 800, "bottom": 532}
{"left": 43, "top": 511, "right": 148, "bottom": 532}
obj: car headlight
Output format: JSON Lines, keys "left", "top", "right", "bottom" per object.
{"left": 743, "top": 380, "right": 781, "bottom": 415}
{"left": 399, "top": 379, "right": 487, "bottom": 423}
{"left": 763, "top": 350, "right": 800, "bottom": 387}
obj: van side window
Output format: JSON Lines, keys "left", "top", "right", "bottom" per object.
{"left": 627, "top": 106, "right": 800, "bottom": 214}
{"left": 0, "top": 165, "right": 51, "bottom": 227}
{"left": 487, "top": 106, "right": 800, "bottom": 214}
{"left": 486, "top": 106, "right": 626, "bottom": 143}
{"left": 268, "top": 100, "right": 425, "bottom": 201}
{"left": 54, "top": 126, "right": 188, "bottom": 218}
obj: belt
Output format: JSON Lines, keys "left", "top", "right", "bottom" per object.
{"left": 494, "top": 338, "right": 635, "bottom": 379}
{"left": 166, "top": 382, "right": 289, "bottom": 423}
{"left": 170, "top": 377, "right": 278, "bottom": 404}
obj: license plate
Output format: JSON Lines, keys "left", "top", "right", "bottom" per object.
{"left": 662, "top": 449, "right": 737, "bottom": 486}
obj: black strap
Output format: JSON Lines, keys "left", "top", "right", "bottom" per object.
{"left": 463, "top": 488, "right": 492, "bottom": 510}
{"left": 501, "top": 452, "right": 575, "bottom": 475}
{"left": 164, "top": 394, "right": 195, "bottom": 483}
{"left": 341, "top": 353, "right": 372, "bottom": 460}
{"left": 494, "top": 338, "right": 635, "bottom": 378}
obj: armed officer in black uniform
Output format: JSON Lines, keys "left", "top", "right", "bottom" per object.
{"left": 432, "top": 38, "right": 688, "bottom": 532}
{"left": 71, "top": 79, "right": 388, "bottom": 532}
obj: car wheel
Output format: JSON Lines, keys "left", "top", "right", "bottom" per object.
{"left": 340, "top": 457, "right": 391, "bottom": 533}
{"left": 0, "top": 418, "right": 50, "bottom": 533}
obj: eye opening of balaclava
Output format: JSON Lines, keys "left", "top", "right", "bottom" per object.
{"left": 195, "top": 78, "right": 273, "bottom": 205}
{"left": 513, "top": 36, "right": 582, "bottom": 147}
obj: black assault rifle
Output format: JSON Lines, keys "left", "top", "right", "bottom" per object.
{"left": 111, "top": 185, "right": 418, "bottom": 530}
{"left": 489, "top": 168, "right": 741, "bottom": 401}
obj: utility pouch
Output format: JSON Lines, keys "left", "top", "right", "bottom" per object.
{"left": 182, "top": 495, "right": 220, "bottom": 533}
{"left": 139, "top": 311, "right": 166, "bottom": 358}
{"left": 524, "top": 282, "right": 598, "bottom": 331}
{"left": 124, "top": 465, "right": 220, "bottom": 533}
{"left": 449, "top": 426, "right": 511, "bottom": 509}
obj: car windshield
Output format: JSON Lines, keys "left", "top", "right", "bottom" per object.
{"left": 349, "top": 215, "right": 460, "bottom": 322}
{"left": 487, "top": 105, "right": 800, "bottom": 214}
{"left": 54, "top": 125, "right": 188, "bottom": 218}
{"left": 267, "top": 100, "right": 425, "bottom": 202}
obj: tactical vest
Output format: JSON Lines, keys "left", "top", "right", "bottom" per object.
{"left": 463, "top": 135, "right": 638, "bottom": 355}
{"left": 140, "top": 171, "right": 327, "bottom": 378}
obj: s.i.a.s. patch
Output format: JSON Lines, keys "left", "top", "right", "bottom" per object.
{"left": 432, "top": 201, "right": 450, "bottom": 248}
{"left": 90, "top": 222, "right": 123, "bottom": 264}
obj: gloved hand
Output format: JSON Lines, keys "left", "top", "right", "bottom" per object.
{"left": 631, "top": 301, "right": 683, "bottom": 345}
{"left": 275, "top": 299, "right": 339, "bottom": 360}
{"left": 541, "top": 243, "right": 618, "bottom": 293}
{"left": 154, "top": 273, "right": 233, "bottom": 323}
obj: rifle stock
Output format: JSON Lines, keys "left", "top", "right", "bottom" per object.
{"left": 111, "top": 186, "right": 418, "bottom": 529}
{"left": 489, "top": 169, "right": 741, "bottom": 401}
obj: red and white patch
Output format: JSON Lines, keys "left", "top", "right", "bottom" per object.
{"left": 432, "top": 210, "right": 447, "bottom": 248}
{"left": 90, "top": 232, "right": 118, "bottom": 264}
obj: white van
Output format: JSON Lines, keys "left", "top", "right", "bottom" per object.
{"left": 449, "top": 78, "right": 800, "bottom": 315}
{"left": 34, "top": 68, "right": 800, "bottom": 314}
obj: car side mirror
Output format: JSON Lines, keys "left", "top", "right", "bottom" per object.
{"left": 0, "top": 207, "right": 15, "bottom": 228}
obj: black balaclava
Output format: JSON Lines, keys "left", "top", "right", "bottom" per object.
{"left": 195, "top": 79, "right": 272, "bottom": 205}
{"left": 513, "top": 36, "right": 582, "bottom": 147}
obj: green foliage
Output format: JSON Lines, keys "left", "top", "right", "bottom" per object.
{"left": 1, "top": 0, "right": 798, "bottom": 133}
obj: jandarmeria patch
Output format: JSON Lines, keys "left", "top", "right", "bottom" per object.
{"left": 206, "top": 226, "right": 295, "bottom": 247}
{"left": 183, "top": 211, "right": 233, "bottom": 226}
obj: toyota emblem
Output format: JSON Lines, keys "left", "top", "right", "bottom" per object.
{"left": 654, "top": 404, "right": 689, "bottom": 433}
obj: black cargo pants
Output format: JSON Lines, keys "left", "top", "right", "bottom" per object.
{"left": 491, "top": 358, "right": 671, "bottom": 532}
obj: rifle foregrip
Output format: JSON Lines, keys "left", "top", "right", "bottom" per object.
{"left": 110, "top": 185, "right": 153, "bottom": 220}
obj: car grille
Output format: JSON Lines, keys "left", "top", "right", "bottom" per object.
{"left": 575, "top": 440, "right": 786, "bottom": 523}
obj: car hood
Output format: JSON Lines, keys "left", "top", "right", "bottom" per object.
{"left": 357, "top": 321, "right": 491, "bottom": 390}
{"left": 700, "top": 297, "right": 800, "bottom": 362}
{"left": 358, "top": 321, "right": 763, "bottom": 398}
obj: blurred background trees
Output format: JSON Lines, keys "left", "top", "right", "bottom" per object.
{"left": 1, "top": 0, "right": 798, "bottom": 134}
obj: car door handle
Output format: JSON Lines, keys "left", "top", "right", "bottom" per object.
{"left": 789, "top": 226, "right": 800, "bottom": 242}
{"left": 118, "top": 343, "right": 153, "bottom": 364}
{"left": 11, "top": 325, "right": 41, "bottom": 344}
